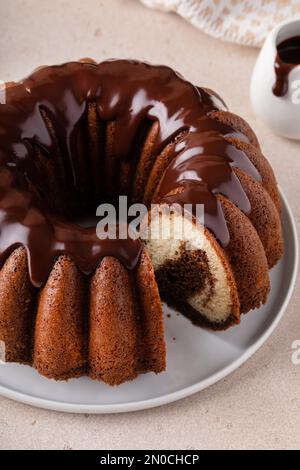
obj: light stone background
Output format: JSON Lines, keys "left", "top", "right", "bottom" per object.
{"left": 0, "top": 0, "right": 299, "bottom": 451}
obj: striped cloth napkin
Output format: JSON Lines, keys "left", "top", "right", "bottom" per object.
{"left": 140, "top": 0, "right": 300, "bottom": 47}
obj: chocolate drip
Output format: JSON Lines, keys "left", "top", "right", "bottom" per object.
{"left": 0, "top": 60, "right": 259, "bottom": 286}
{"left": 273, "top": 36, "right": 300, "bottom": 97}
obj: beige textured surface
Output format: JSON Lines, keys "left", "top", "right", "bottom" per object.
{"left": 0, "top": 0, "right": 299, "bottom": 451}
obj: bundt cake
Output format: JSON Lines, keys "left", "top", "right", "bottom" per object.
{"left": 0, "top": 59, "right": 283, "bottom": 385}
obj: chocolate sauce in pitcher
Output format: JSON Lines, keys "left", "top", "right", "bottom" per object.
{"left": 273, "top": 35, "right": 300, "bottom": 97}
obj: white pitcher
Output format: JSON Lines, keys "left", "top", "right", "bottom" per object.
{"left": 251, "top": 18, "right": 300, "bottom": 140}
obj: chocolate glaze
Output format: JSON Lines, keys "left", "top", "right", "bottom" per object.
{"left": 273, "top": 36, "right": 300, "bottom": 97}
{"left": 0, "top": 60, "right": 260, "bottom": 286}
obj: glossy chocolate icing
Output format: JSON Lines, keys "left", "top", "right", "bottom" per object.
{"left": 0, "top": 60, "right": 260, "bottom": 286}
{"left": 273, "top": 36, "right": 300, "bottom": 97}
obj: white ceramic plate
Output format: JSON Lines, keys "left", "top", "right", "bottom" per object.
{"left": 0, "top": 190, "right": 298, "bottom": 413}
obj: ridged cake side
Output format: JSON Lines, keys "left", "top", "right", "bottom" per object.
{"left": 0, "top": 247, "right": 165, "bottom": 385}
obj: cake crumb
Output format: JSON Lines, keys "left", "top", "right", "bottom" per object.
{"left": 94, "top": 28, "right": 102, "bottom": 37}
{"left": 63, "top": 444, "right": 73, "bottom": 450}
